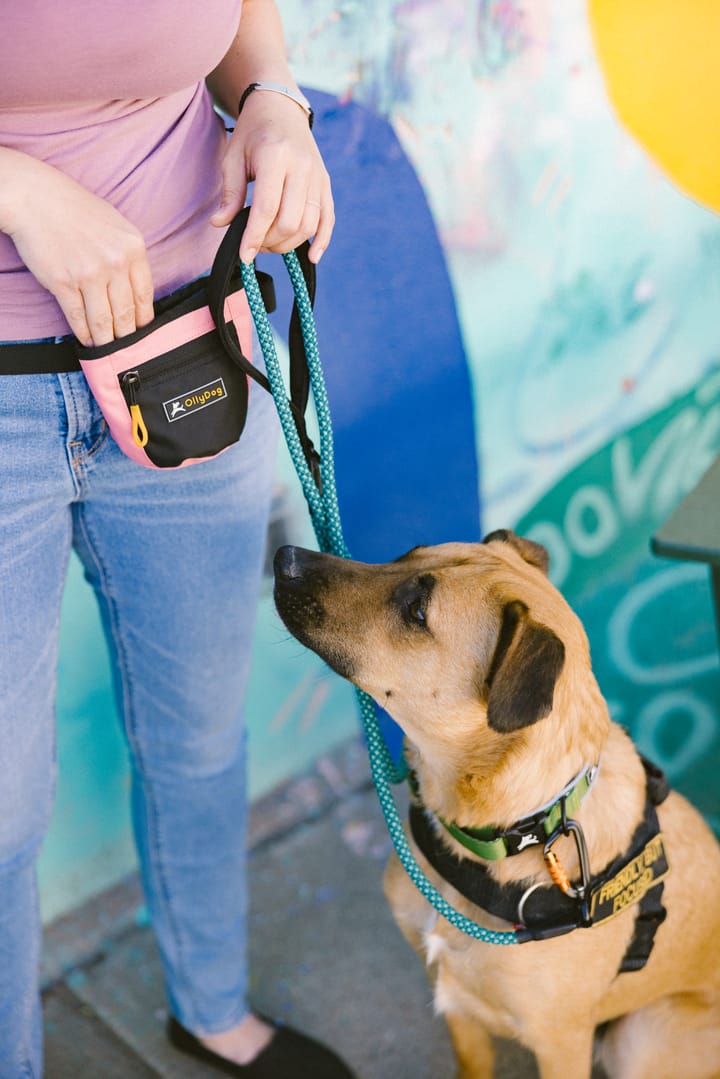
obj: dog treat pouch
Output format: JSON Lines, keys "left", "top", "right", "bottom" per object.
{"left": 76, "top": 208, "right": 276, "bottom": 470}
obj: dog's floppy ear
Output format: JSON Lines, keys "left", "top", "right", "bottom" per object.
{"left": 484, "top": 599, "right": 565, "bottom": 732}
{"left": 482, "top": 529, "right": 550, "bottom": 576}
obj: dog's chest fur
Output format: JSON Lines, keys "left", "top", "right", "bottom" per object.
{"left": 419, "top": 907, "right": 531, "bottom": 1040}
{"left": 399, "top": 852, "right": 642, "bottom": 1040}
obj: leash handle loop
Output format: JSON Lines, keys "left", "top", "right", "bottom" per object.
{"left": 209, "top": 208, "right": 322, "bottom": 489}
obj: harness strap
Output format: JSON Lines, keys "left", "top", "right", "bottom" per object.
{"left": 618, "top": 883, "right": 667, "bottom": 973}
{"left": 409, "top": 799, "right": 582, "bottom": 938}
{"left": 409, "top": 756, "right": 670, "bottom": 971}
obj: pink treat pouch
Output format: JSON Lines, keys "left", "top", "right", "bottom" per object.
{"left": 77, "top": 209, "right": 275, "bottom": 469}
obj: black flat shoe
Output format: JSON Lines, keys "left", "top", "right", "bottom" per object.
{"left": 167, "top": 1015, "right": 357, "bottom": 1079}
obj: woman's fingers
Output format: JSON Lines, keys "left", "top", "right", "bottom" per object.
{"left": 81, "top": 281, "right": 117, "bottom": 347}
{"left": 306, "top": 188, "right": 334, "bottom": 264}
{"left": 58, "top": 258, "right": 154, "bottom": 348}
{"left": 5, "top": 158, "right": 156, "bottom": 346}
{"left": 53, "top": 247, "right": 154, "bottom": 347}
{"left": 239, "top": 169, "right": 286, "bottom": 263}
{"left": 241, "top": 172, "right": 334, "bottom": 263}
{"left": 215, "top": 90, "right": 335, "bottom": 263}
{"left": 129, "top": 257, "right": 155, "bottom": 330}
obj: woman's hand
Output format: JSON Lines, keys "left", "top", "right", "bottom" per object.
{"left": 210, "top": 90, "right": 334, "bottom": 265}
{"left": 0, "top": 149, "right": 154, "bottom": 346}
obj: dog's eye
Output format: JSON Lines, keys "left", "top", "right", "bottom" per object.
{"left": 394, "top": 574, "right": 435, "bottom": 631}
{"left": 407, "top": 598, "right": 427, "bottom": 626}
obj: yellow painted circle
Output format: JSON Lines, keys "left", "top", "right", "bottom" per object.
{"left": 589, "top": 0, "right": 720, "bottom": 211}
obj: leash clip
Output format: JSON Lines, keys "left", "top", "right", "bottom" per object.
{"left": 543, "top": 801, "right": 592, "bottom": 925}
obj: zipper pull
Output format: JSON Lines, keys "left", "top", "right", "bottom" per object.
{"left": 123, "top": 372, "right": 149, "bottom": 448}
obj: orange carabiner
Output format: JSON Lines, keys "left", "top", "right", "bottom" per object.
{"left": 544, "top": 848, "right": 572, "bottom": 894}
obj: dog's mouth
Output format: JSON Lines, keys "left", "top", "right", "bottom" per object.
{"left": 273, "top": 545, "right": 357, "bottom": 681}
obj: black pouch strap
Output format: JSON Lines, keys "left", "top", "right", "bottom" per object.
{"left": 0, "top": 338, "right": 81, "bottom": 375}
{"left": 288, "top": 238, "right": 316, "bottom": 420}
{"left": 207, "top": 207, "right": 271, "bottom": 393}
{"left": 207, "top": 207, "right": 320, "bottom": 486}
{"left": 0, "top": 260, "right": 276, "bottom": 376}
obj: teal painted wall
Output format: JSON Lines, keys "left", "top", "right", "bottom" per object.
{"left": 40, "top": 0, "right": 720, "bottom": 921}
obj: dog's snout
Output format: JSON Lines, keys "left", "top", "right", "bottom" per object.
{"left": 273, "top": 544, "right": 357, "bottom": 682}
{"left": 273, "top": 544, "right": 326, "bottom": 634}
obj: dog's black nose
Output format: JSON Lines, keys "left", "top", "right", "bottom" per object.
{"left": 273, "top": 545, "right": 303, "bottom": 581}
{"left": 274, "top": 545, "right": 352, "bottom": 588}
{"left": 273, "top": 545, "right": 325, "bottom": 581}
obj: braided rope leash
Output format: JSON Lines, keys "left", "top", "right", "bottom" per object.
{"left": 241, "top": 254, "right": 518, "bottom": 945}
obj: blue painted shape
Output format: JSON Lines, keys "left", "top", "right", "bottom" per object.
{"left": 268, "top": 91, "right": 482, "bottom": 760}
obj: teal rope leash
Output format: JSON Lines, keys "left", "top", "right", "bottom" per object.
{"left": 241, "top": 254, "right": 518, "bottom": 946}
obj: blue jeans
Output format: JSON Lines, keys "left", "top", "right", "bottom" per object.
{"left": 0, "top": 369, "right": 278, "bottom": 1077}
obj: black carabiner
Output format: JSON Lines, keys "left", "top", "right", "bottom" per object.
{"left": 544, "top": 814, "right": 592, "bottom": 925}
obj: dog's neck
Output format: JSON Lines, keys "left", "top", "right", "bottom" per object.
{"left": 405, "top": 724, "right": 595, "bottom": 833}
{"left": 405, "top": 725, "right": 647, "bottom": 884}
{"left": 403, "top": 656, "right": 609, "bottom": 819}
{"left": 402, "top": 682, "right": 646, "bottom": 882}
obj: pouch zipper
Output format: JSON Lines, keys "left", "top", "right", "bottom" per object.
{"left": 122, "top": 371, "right": 149, "bottom": 448}
{"left": 119, "top": 334, "right": 222, "bottom": 389}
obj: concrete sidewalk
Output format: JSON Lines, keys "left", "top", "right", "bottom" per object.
{"left": 41, "top": 736, "right": 592, "bottom": 1079}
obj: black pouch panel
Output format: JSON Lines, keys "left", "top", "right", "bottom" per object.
{"left": 118, "top": 329, "right": 249, "bottom": 468}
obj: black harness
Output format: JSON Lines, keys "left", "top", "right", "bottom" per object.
{"left": 409, "top": 757, "right": 670, "bottom": 972}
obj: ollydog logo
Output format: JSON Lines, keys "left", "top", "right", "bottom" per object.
{"left": 164, "top": 379, "right": 227, "bottom": 422}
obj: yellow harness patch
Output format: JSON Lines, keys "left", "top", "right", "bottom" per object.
{"left": 589, "top": 833, "right": 670, "bottom": 927}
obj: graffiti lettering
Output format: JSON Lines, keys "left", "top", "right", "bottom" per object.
{"left": 564, "top": 484, "right": 619, "bottom": 558}
{"left": 527, "top": 396, "right": 720, "bottom": 588}
{"left": 608, "top": 564, "right": 719, "bottom": 685}
{"left": 634, "top": 689, "right": 717, "bottom": 781}
{"left": 522, "top": 385, "right": 720, "bottom": 789}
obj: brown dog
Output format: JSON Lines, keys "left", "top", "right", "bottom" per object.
{"left": 273, "top": 531, "right": 720, "bottom": 1079}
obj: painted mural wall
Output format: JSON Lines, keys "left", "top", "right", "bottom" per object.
{"left": 280, "top": 0, "right": 720, "bottom": 822}
{"left": 40, "top": 0, "right": 720, "bottom": 921}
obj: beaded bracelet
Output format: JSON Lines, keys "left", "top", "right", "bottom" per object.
{"left": 238, "top": 82, "right": 314, "bottom": 129}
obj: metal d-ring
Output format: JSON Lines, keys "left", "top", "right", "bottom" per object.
{"left": 517, "top": 882, "right": 545, "bottom": 926}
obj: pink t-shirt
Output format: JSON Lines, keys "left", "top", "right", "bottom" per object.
{"left": 1, "top": 0, "right": 243, "bottom": 340}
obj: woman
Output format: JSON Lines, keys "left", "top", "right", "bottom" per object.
{"left": 0, "top": 2, "right": 353, "bottom": 1076}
